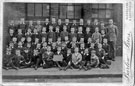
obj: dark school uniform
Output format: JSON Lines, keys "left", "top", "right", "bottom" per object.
{"left": 85, "top": 42, "right": 91, "bottom": 48}
{"left": 60, "top": 31, "right": 69, "bottom": 41}
{"left": 47, "top": 31, "right": 56, "bottom": 42}
{"left": 43, "top": 23, "right": 50, "bottom": 32}
{"left": 77, "top": 32, "right": 84, "bottom": 41}
{"left": 102, "top": 43, "right": 110, "bottom": 60}
{"left": 63, "top": 53, "right": 72, "bottom": 65}
{"left": 11, "top": 54, "right": 25, "bottom": 68}
{"left": 71, "top": 23, "right": 78, "bottom": 32}
{"left": 55, "top": 31, "right": 60, "bottom": 38}
{"left": 84, "top": 32, "right": 92, "bottom": 43}
{"left": 42, "top": 51, "right": 54, "bottom": 68}
{"left": 3, "top": 53, "right": 13, "bottom": 68}
{"left": 41, "top": 32, "right": 48, "bottom": 39}
{"left": 69, "top": 33, "right": 77, "bottom": 41}
{"left": 57, "top": 23, "right": 63, "bottom": 32}
{"left": 63, "top": 23, "right": 71, "bottom": 32}
{"left": 51, "top": 47, "right": 57, "bottom": 54}
{"left": 91, "top": 23, "right": 100, "bottom": 34}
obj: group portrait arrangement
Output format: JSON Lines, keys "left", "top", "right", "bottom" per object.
{"left": 3, "top": 17, "right": 118, "bottom": 71}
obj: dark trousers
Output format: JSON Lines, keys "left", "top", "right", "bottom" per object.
{"left": 109, "top": 41, "right": 116, "bottom": 60}
{"left": 43, "top": 60, "right": 54, "bottom": 68}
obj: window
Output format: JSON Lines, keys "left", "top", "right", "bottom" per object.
{"left": 26, "top": 3, "right": 50, "bottom": 18}
{"left": 91, "top": 4, "right": 113, "bottom": 19}
{"left": 59, "top": 4, "right": 82, "bottom": 19}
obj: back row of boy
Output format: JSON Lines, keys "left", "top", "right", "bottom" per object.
{"left": 4, "top": 18, "right": 118, "bottom": 70}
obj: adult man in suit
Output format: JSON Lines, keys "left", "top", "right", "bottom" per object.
{"left": 106, "top": 19, "right": 118, "bottom": 61}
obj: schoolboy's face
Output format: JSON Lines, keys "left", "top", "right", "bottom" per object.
{"left": 71, "top": 28, "right": 75, "bottom": 32}
{"left": 103, "top": 39, "right": 107, "bottom": 43}
{"left": 56, "top": 27, "right": 59, "bottom": 31}
{"left": 27, "top": 44, "right": 31, "bottom": 47}
{"left": 57, "top": 47, "right": 61, "bottom": 51}
{"left": 37, "top": 44, "right": 41, "bottom": 48}
{"left": 87, "top": 20, "right": 91, "bottom": 24}
{"left": 18, "top": 42, "right": 22, "bottom": 46}
{"left": 63, "top": 26, "right": 67, "bottom": 31}
{"left": 72, "top": 37, "right": 77, "bottom": 42}
{"left": 78, "top": 27, "right": 82, "bottom": 32}
{"left": 9, "top": 43, "right": 14, "bottom": 47}
{"left": 101, "top": 30, "right": 105, "bottom": 34}
{"left": 9, "top": 29, "right": 14, "bottom": 34}
{"left": 74, "top": 48, "right": 79, "bottom": 53}
{"left": 98, "top": 44, "right": 102, "bottom": 48}
{"left": 88, "top": 38, "right": 92, "bottom": 42}
{"left": 42, "top": 27, "right": 46, "bottom": 32}
{"left": 47, "top": 47, "right": 51, "bottom": 51}
{"left": 48, "top": 38, "right": 52, "bottom": 42}
{"left": 6, "top": 50, "right": 11, "bottom": 54}
{"left": 49, "top": 26, "right": 53, "bottom": 31}
{"left": 27, "top": 37, "right": 31, "bottom": 42}
{"left": 35, "top": 38, "right": 39, "bottom": 42}
{"left": 29, "top": 21, "right": 33, "bottom": 24}
{"left": 52, "top": 43, "right": 56, "bottom": 47}
{"left": 16, "top": 50, "right": 20, "bottom": 55}
{"left": 91, "top": 44, "right": 95, "bottom": 47}
{"left": 86, "top": 27, "right": 90, "bottom": 32}
{"left": 18, "top": 29, "right": 22, "bottom": 33}
{"left": 80, "top": 44, "right": 85, "bottom": 48}
{"left": 43, "top": 43, "right": 47, "bottom": 47}
{"left": 24, "top": 49, "right": 29, "bottom": 53}
{"left": 12, "top": 38, "right": 17, "bottom": 42}
{"left": 95, "top": 28, "right": 99, "bottom": 32}
{"left": 57, "top": 38, "right": 61, "bottom": 41}
{"left": 65, "top": 37, "right": 68, "bottom": 40}
{"left": 58, "top": 19, "right": 61, "bottom": 23}
{"left": 28, "top": 29, "right": 31, "bottom": 32}
{"left": 65, "top": 19, "right": 69, "bottom": 23}
{"left": 91, "top": 52, "right": 95, "bottom": 56}
{"left": 80, "top": 38, "right": 84, "bottom": 42}
{"left": 21, "top": 37, "right": 25, "bottom": 42}
{"left": 37, "top": 21, "right": 41, "bottom": 24}
{"left": 85, "top": 49, "right": 89, "bottom": 53}
{"left": 42, "top": 37, "right": 46, "bottom": 41}
{"left": 45, "top": 19, "right": 49, "bottom": 23}
{"left": 34, "top": 29, "right": 37, "bottom": 33}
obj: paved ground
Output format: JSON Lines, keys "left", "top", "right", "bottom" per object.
{"left": 2, "top": 56, "right": 122, "bottom": 83}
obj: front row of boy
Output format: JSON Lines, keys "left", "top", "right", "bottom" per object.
{"left": 3, "top": 43, "right": 111, "bottom": 71}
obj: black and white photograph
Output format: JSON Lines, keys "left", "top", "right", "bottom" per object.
{"left": 0, "top": 0, "right": 133, "bottom": 85}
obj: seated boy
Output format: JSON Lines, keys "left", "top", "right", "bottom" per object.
{"left": 90, "top": 50, "right": 99, "bottom": 68}
{"left": 3, "top": 48, "right": 13, "bottom": 70}
{"left": 71, "top": 47, "right": 82, "bottom": 69}
{"left": 63, "top": 49, "right": 72, "bottom": 70}
{"left": 42, "top": 46, "right": 54, "bottom": 69}
{"left": 11, "top": 49, "right": 25, "bottom": 70}
{"left": 96, "top": 43, "right": 109, "bottom": 69}
{"left": 32, "top": 49, "right": 42, "bottom": 70}
{"left": 53, "top": 47, "right": 64, "bottom": 70}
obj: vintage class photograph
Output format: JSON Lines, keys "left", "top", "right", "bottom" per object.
{"left": 2, "top": 2, "right": 122, "bottom": 83}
